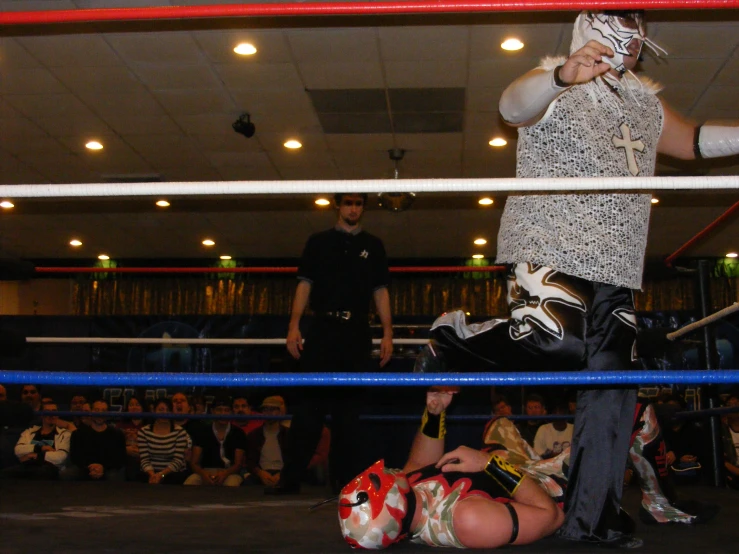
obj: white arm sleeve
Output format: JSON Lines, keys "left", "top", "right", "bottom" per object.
{"left": 698, "top": 125, "right": 739, "bottom": 159}
{"left": 499, "top": 68, "right": 568, "bottom": 126}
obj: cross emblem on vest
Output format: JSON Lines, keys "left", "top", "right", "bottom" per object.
{"left": 612, "top": 123, "right": 645, "bottom": 176}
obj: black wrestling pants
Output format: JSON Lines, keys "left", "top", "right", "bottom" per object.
{"left": 430, "top": 263, "right": 638, "bottom": 542}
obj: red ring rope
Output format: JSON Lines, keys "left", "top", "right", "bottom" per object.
{"left": 2, "top": 1, "right": 737, "bottom": 26}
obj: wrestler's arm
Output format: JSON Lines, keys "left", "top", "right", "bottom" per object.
{"left": 402, "top": 389, "right": 456, "bottom": 473}
{"left": 439, "top": 446, "right": 563, "bottom": 546}
{"left": 499, "top": 40, "right": 613, "bottom": 127}
{"left": 658, "top": 99, "right": 739, "bottom": 160}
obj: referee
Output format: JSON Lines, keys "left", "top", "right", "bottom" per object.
{"left": 267, "top": 193, "right": 393, "bottom": 495}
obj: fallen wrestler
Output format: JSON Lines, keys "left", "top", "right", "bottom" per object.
{"left": 337, "top": 388, "right": 565, "bottom": 549}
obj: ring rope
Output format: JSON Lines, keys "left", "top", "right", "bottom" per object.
{"left": 1, "top": 175, "right": 737, "bottom": 199}
{"left": 2, "top": 1, "right": 739, "bottom": 26}
{"left": 33, "top": 265, "right": 506, "bottom": 274}
{"left": 2, "top": 370, "right": 738, "bottom": 387}
{"left": 666, "top": 302, "right": 739, "bottom": 341}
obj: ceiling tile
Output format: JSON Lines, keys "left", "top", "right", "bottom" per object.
{"left": 77, "top": 91, "right": 166, "bottom": 118}
{"left": 0, "top": 38, "right": 42, "bottom": 70}
{"left": 715, "top": 57, "right": 739, "bottom": 86}
{"left": 468, "top": 58, "right": 542, "bottom": 88}
{"left": 215, "top": 62, "right": 303, "bottom": 90}
{"left": 395, "top": 133, "right": 463, "bottom": 151}
{"left": 645, "top": 58, "right": 724, "bottom": 89}
{"left": 287, "top": 28, "right": 379, "bottom": 63}
{"left": 17, "top": 34, "right": 124, "bottom": 67}
{"left": 122, "top": 134, "right": 212, "bottom": 168}
{"left": 384, "top": 61, "right": 467, "bottom": 88}
{"left": 691, "top": 86, "right": 739, "bottom": 118}
{"left": 105, "top": 31, "right": 206, "bottom": 64}
{"left": 650, "top": 23, "right": 739, "bottom": 59}
{"left": 466, "top": 86, "right": 506, "bottom": 113}
{"left": 379, "top": 26, "right": 468, "bottom": 62}
{"left": 658, "top": 85, "right": 707, "bottom": 113}
{"left": 298, "top": 62, "right": 384, "bottom": 89}
{"left": 99, "top": 114, "right": 181, "bottom": 135}
{"left": 0, "top": 68, "right": 66, "bottom": 95}
{"left": 325, "top": 134, "right": 394, "bottom": 151}
{"left": 154, "top": 89, "right": 235, "bottom": 116}
{"left": 132, "top": 63, "right": 222, "bottom": 90}
{"left": 32, "top": 113, "right": 112, "bottom": 139}
{"left": 50, "top": 65, "right": 145, "bottom": 94}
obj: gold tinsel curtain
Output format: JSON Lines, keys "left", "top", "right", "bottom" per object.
{"left": 72, "top": 275, "right": 739, "bottom": 316}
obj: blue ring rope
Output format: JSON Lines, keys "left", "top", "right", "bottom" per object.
{"left": 2, "top": 370, "right": 739, "bottom": 386}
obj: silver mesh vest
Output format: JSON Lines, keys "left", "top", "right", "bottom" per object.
{"left": 497, "top": 76, "right": 663, "bottom": 290}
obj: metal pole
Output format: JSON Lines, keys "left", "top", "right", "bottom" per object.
{"left": 697, "top": 260, "right": 724, "bottom": 487}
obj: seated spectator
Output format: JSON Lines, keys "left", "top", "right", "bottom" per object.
{"left": 137, "top": 398, "right": 189, "bottom": 485}
{"left": 21, "top": 385, "right": 75, "bottom": 431}
{"left": 0, "top": 390, "right": 34, "bottom": 470}
{"left": 721, "top": 392, "right": 739, "bottom": 490}
{"left": 78, "top": 402, "right": 92, "bottom": 428}
{"left": 659, "top": 395, "right": 706, "bottom": 485}
{"left": 516, "top": 393, "right": 547, "bottom": 447}
{"left": 191, "top": 394, "right": 207, "bottom": 415}
{"left": 118, "top": 395, "right": 147, "bottom": 480}
{"left": 69, "top": 394, "right": 88, "bottom": 429}
{"left": 3, "top": 402, "right": 70, "bottom": 480}
{"left": 0, "top": 384, "right": 6, "bottom": 401}
{"left": 171, "top": 392, "right": 202, "bottom": 438}
{"left": 491, "top": 394, "right": 513, "bottom": 417}
{"left": 232, "top": 396, "right": 263, "bottom": 435}
{"left": 244, "top": 396, "right": 289, "bottom": 488}
{"left": 533, "top": 401, "right": 573, "bottom": 459}
{"left": 63, "top": 399, "right": 126, "bottom": 481}
{"left": 185, "top": 397, "right": 245, "bottom": 487}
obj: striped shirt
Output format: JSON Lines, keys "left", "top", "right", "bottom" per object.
{"left": 137, "top": 423, "right": 189, "bottom": 474}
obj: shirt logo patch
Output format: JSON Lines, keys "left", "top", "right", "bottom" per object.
{"left": 359, "top": 250, "right": 369, "bottom": 259}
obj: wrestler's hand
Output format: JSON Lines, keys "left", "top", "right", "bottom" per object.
{"left": 559, "top": 40, "right": 614, "bottom": 85}
{"left": 286, "top": 327, "right": 303, "bottom": 360}
{"left": 436, "top": 446, "right": 489, "bottom": 473}
{"left": 426, "top": 387, "right": 459, "bottom": 415}
{"left": 666, "top": 451, "right": 676, "bottom": 466}
{"left": 379, "top": 334, "right": 393, "bottom": 367}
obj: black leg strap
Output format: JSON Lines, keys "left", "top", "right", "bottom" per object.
{"left": 505, "top": 502, "right": 519, "bottom": 544}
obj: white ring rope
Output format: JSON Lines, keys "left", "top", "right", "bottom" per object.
{"left": 667, "top": 302, "right": 739, "bottom": 341}
{"left": 1, "top": 175, "right": 737, "bottom": 198}
{"left": 25, "top": 337, "right": 429, "bottom": 346}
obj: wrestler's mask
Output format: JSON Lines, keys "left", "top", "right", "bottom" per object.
{"left": 338, "top": 460, "right": 411, "bottom": 549}
{"left": 571, "top": 11, "right": 646, "bottom": 74}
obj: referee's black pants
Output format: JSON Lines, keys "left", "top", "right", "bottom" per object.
{"left": 280, "top": 317, "right": 371, "bottom": 491}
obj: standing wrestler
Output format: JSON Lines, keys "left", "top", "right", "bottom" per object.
{"left": 269, "top": 193, "right": 393, "bottom": 495}
{"left": 339, "top": 388, "right": 564, "bottom": 549}
{"left": 415, "top": 10, "right": 739, "bottom": 547}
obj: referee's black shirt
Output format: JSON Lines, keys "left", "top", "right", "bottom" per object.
{"left": 297, "top": 227, "right": 389, "bottom": 319}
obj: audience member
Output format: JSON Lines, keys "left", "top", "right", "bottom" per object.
{"left": 185, "top": 397, "right": 245, "bottom": 487}
{"left": 78, "top": 402, "right": 92, "bottom": 428}
{"left": 69, "top": 394, "right": 88, "bottom": 428}
{"left": 3, "top": 402, "right": 70, "bottom": 480}
{"left": 118, "top": 394, "right": 146, "bottom": 480}
{"left": 0, "top": 396, "right": 34, "bottom": 470}
{"left": 244, "top": 396, "right": 288, "bottom": 488}
{"left": 533, "top": 401, "right": 573, "bottom": 459}
{"left": 191, "top": 394, "right": 207, "bottom": 415}
{"left": 0, "top": 384, "right": 6, "bottom": 401}
{"left": 137, "top": 397, "right": 189, "bottom": 485}
{"left": 21, "top": 385, "right": 75, "bottom": 431}
{"left": 232, "top": 396, "right": 263, "bottom": 435}
{"left": 516, "top": 394, "right": 547, "bottom": 447}
{"left": 491, "top": 394, "right": 513, "bottom": 417}
{"left": 721, "top": 392, "right": 739, "bottom": 490}
{"left": 64, "top": 399, "right": 126, "bottom": 481}
{"left": 658, "top": 395, "right": 705, "bottom": 484}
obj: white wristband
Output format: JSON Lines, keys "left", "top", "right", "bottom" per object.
{"left": 697, "top": 125, "right": 739, "bottom": 159}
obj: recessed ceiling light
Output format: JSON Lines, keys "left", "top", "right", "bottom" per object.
{"left": 727, "top": 252, "right": 738, "bottom": 258}
{"left": 98, "top": 254, "right": 110, "bottom": 260}
{"left": 202, "top": 239, "right": 215, "bottom": 246}
{"left": 474, "top": 238, "right": 487, "bottom": 245}
{"left": 478, "top": 197, "right": 494, "bottom": 206}
{"left": 220, "top": 255, "right": 232, "bottom": 260}
{"left": 156, "top": 200, "right": 170, "bottom": 207}
{"left": 85, "top": 141, "right": 103, "bottom": 150}
{"left": 315, "top": 198, "right": 330, "bottom": 206}
{"left": 501, "top": 38, "right": 524, "bottom": 51}
{"left": 284, "top": 139, "right": 302, "bottom": 149}
{"left": 0, "top": 200, "right": 14, "bottom": 209}
{"left": 472, "top": 254, "right": 485, "bottom": 259}
{"left": 489, "top": 137, "right": 507, "bottom": 147}
{"left": 651, "top": 197, "right": 659, "bottom": 204}
{"left": 69, "top": 239, "right": 82, "bottom": 247}
{"left": 234, "top": 43, "right": 257, "bottom": 55}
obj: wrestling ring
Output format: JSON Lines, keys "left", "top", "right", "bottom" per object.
{"left": 2, "top": 1, "right": 739, "bottom": 553}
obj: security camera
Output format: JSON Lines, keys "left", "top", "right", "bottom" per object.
{"left": 232, "top": 113, "right": 255, "bottom": 138}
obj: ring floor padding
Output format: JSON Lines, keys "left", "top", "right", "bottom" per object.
{"left": 1, "top": 481, "right": 736, "bottom": 553}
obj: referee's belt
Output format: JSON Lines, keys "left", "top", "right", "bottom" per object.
{"left": 322, "top": 310, "right": 352, "bottom": 320}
